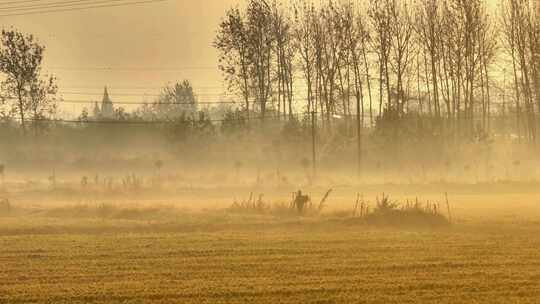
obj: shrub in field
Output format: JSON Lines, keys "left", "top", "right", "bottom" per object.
{"left": 230, "top": 193, "right": 271, "bottom": 214}
{"left": 360, "top": 194, "right": 450, "bottom": 228}
{"left": 122, "top": 174, "right": 143, "bottom": 192}
{"left": 229, "top": 190, "right": 332, "bottom": 217}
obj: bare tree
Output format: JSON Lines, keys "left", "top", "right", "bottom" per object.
{"left": 369, "top": 0, "right": 393, "bottom": 115}
{"left": 294, "top": 1, "right": 316, "bottom": 114}
{"left": 501, "top": 0, "right": 524, "bottom": 140}
{"left": 155, "top": 81, "right": 198, "bottom": 119}
{"left": 416, "top": 0, "right": 441, "bottom": 119}
{"left": 214, "top": 8, "right": 252, "bottom": 120}
{"left": 388, "top": 0, "right": 414, "bottom": 116}
{"left": 357, "top": 7, "right": 375, "bottom": 126}
{"left": 28, "top": 76, "right": 58, "bottom": 135}
{"left": 0, "top": 29, "right": 56, "bottom": 133}
{"left": 246, "top": 0, "right": 274, "bottom": 120}
{"left": 478, "top": 9, "right": 498, "bottom": 133}
{"left": 271, "top": 0, "right": 295, "bottom": 120}
{"left": 500, "top": 0, "right": 537, "bottom": 142}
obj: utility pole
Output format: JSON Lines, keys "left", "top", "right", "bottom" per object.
{"left": 502, "top": 69, "right": 507, "bottom": 139}
{"left": 311, "top": 110, "right": 317, "bottom": 178}
{"left": 357, "top": 92, "right": 362, "bottom": 179}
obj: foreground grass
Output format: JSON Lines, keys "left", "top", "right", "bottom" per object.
{"left": 1, "top": 219, "right": 540, "bottom": 303}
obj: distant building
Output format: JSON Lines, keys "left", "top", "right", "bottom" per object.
{"left": 92, "top": 87, "right": 115, "bottom": 119}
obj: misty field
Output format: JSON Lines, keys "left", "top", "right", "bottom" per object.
{"left": 1, "top": 186, "right": 540, "bottom": 304}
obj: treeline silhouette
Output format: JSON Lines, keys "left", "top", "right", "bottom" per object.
{"left": 214, "top": 0, "right": 539, "bottom": 144}
{"left": 1, "top": 0, "right": 539, "bottom": 181}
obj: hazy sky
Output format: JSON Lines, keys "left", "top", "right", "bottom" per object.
{"left": 2, "top": 0, "right": 241, "bottom": 114}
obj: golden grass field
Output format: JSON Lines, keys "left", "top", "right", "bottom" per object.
{"left": 1, "top": 184, "right": 540, "bottom": 303}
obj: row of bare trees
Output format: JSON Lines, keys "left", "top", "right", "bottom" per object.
{"left": 214, "top": 0, "right": 540, "bottom": 143}
{"left": 501, "top": 0, "right": 540, "bottom": 143}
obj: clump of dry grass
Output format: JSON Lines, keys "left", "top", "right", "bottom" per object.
{"left": 229, "top": 190, "right": 333, "bottom": 217}
{"left": 230, "top": 193, "right": 271, "bottom": 214}
{"left": 355, "top": 194, "right": 450, "bottom": 228}
{"left": 121, "top": 174, "right": 143, "bottom": 192}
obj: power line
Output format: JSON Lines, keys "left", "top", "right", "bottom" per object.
{"left": 61, "top": 85, "right": 227, "bottom": 90}
{"left": 1, "top": 97, "right": 238, "bottom": 106}
{"left": 21, "top": 113, "right": 303, "bottom": 125}
{"left": 48, "top": 66, "right": 217, "bottom": 71}
{"left": 62, "top": 100, "right": 239, "bottom": 105}
{"left": 2, "top": 95, "right": 318, "bottom": 106}
{"left": 0, "top": 0, "right": 43, "bottom": 6}
{"left": 58, "top": 91, "right": 235, "bottom": 97}
{"left": 54, "top": 97, "right": 316, "bottom": 105}
{"left": 0, "top": 0, "right": 167, "bottom": 17}
{"left": 5, "top": 92, "right": 512, "bottom": 108}
{"left": 58, "top": 84, "right": 311, "bottom": 90}
{"left": 15, "top": 95, "right": 512, "bottom": 109}
{"left": 5, "top": 111, "right": 515, "bottom": 127}
{"left": 0, "top": 0, "right": 137, "bottom": 11}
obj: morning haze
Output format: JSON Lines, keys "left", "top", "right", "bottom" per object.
{"left": 5, "top": 1, "right": 239, "bottom": 102}
{"left": 1, "top": 0, "right": 540, "bottom": 303}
